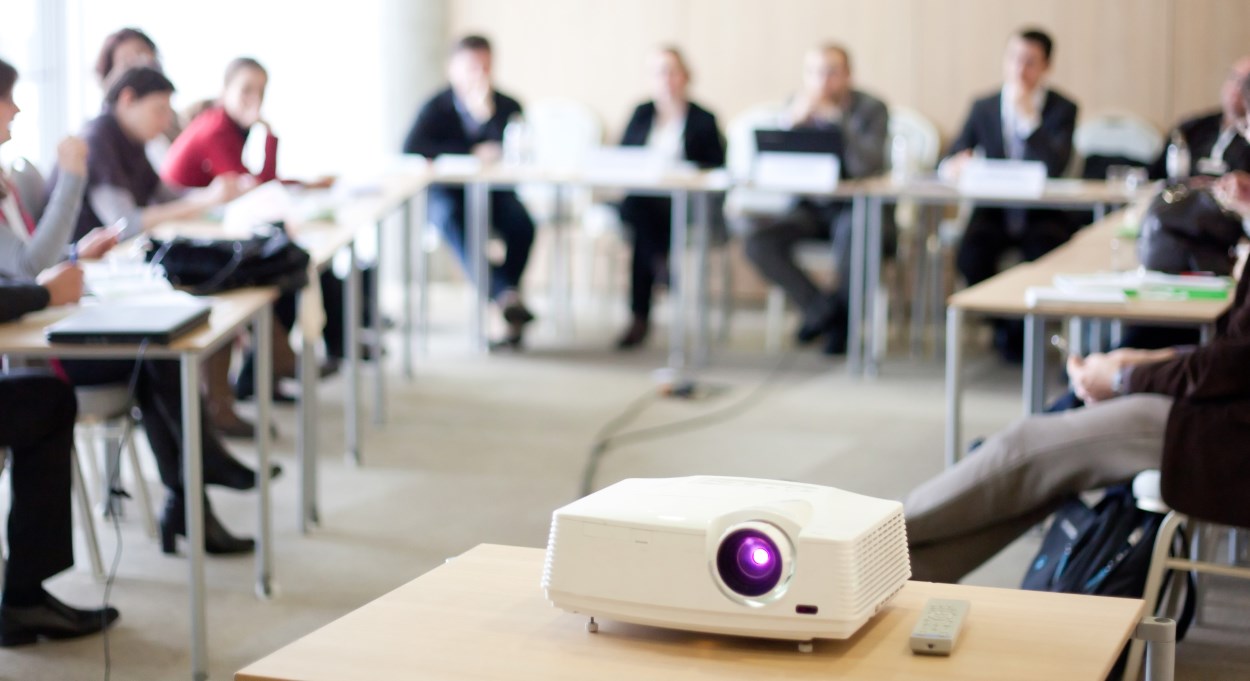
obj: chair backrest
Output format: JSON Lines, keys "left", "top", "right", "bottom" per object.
{"left": 525, "top": 98, "right": 604, "bottom": 172}
{"left": 888, "top": 106, "right": 941, "bottom": 171}
{"left": 725, "top": 102, "right": 788, "bottom": 181}
{"left": 1074, "top": 112, "right": 1164, "bottom": 167}
{"left": 9, "top": 157, "right": 48, "bottom": 224}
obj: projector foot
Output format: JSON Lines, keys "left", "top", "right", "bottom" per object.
{"left": 587, "top": 617, "right": 599, "bottom": 633}
{"left": 798, "top": 641, "right": 814, "bottom": 653}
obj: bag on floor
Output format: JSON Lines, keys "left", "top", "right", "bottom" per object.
{"left": 146, "top": 223, "right": 310, "bottom": 295}
{"left": 1021, "top": 485, "right": 1195, "bottom": 636}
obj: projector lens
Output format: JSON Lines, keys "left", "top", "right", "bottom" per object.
{"left": 717, "top": 529, "right": 783, "bottom": 597}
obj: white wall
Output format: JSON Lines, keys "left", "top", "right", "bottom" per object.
{"left": 5, "top": 0, "right": 447, "bottom": 177}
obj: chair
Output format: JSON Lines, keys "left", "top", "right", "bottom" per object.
{"left": 73, "top": 384, "right": 158, "bottom": 539}
{"left": 1121, "top": 470, "right": 1250, "bottom": 681}
{"left": 1074, "top": 113, "right": 1163, "bottom": 179}
{"left": 9, "top": 158, "right": 47, "bottom": 223}
{"left": 886, "top": 107, "right": 943, "bottom": 358}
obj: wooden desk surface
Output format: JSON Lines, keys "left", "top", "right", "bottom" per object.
{"left": 236, "top": 544, "right": 1143, "bottom": 681}
{"left": 428, "top": 164, "right": 731, "bottom": 192}
{"left": 948, "top": 216, "right": 1232, "bottom": 322}
{"left": 859, "top": 175, "right": 1147, "bottom": 206}
{"left": 0, "top": 287, "right": 277, "bottom": 360}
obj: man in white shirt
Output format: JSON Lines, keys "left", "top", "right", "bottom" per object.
{"left": 938, "top": 28, "right": 1079, "bottom": 361}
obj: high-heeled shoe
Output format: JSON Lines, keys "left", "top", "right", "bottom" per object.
{"left": 203, "top": 452, "right": 282, "bottom": 491}
{"left": 160, "top": 494, "right": 255, "bottom": 556}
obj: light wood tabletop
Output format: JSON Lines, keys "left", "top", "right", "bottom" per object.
{"left": 236, "top": 544, "right": 1145, "bottom": 681}
{"left": 858, "top": 175, "right": 1148, "bottom": 206}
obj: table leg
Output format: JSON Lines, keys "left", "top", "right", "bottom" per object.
{"left": 298, "top": 287, "right": 319, "bottom": 532}
{"left": 372, "top": 218, "right": 386, "bottom": 426}
{"left": 1024, "top": 314, "right": 1047, "bottom": 415}
{"left": 692, "top": 192, "right": 711, "bottom": 370}
{"left": 847, "top": 194, "right": 866, "bottom": 376}
{"left": 401, "top": 199, "right": 415, "bottom": 380}
{"left": 345, "top": 242, "right": 362, "bottom": 465}
{"left": 1094, "top": 202, "right": 1107, "bottom": 222}
{"left": 180, "top": 355, "right": 208, "bottom": 681}
{"left": 466, "top": 182, "right": 490, "bottom": 353}
{"left": 945, "top": 307, "right": 963, "bottom": 468}
{"left": 254, "top": 305, "right": 274, "bottom": 599}
{"left": 416, "top": 187, "right": 430, "bottom": 357}
{"left": 865, "top": 195, "right": 884, "bottom": 376}
{"left": 667, "top": 190, "right": 689, "bottom": 377}
{"left": 551, "top": 184, "right": 572, "bottom": 338}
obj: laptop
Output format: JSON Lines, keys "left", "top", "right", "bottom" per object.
{"left": 45, "top": 300, "right": 212, "bottom": 345}
{"left": 754, "top": 128, "right": 845, "bottom": 158}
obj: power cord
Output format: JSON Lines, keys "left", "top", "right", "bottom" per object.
{"left": 579, "top": 350, "right": 801, "bottom": 497}
{"left": 101, "top": 340, "right": 148, "bottom": 681}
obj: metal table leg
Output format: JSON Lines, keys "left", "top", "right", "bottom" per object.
{"left": 944, "top": 307, "right": 964, "bottom": 467}
{"left": 847, "top": 194, "right": 867, "bottom": 375}
{"left": 401, "top": 199, "right": 415, "bottom": 380}
{"left": 667, "top": 190, "right": 690, "bottom": 377}
{"left": 345, "top": 242, "right": 362, "bottom": 465}
{"left": 254, "top": 305, "right": 274, "bottom": 599}
{"left": 415, "top": 188, "right": 431, "bottom": 358}
{"left": 1023, "top": 314, "right": 1047, "bottom": 415}
{"left": 466, "top": 182, "right": 490, "bottom": 353}
{"left": 372, "top": 218, "right": 386, "bottom": 426}
{"left": 865, "top": 195, "right": 884, "bottom": 376}
{"left": 692, "top": 192, "right": 711, "bottom": 370}
{"left": 298, "top": 289, "right": 319, "bottom": 532}
{"left": 180, "top": 355, "right": 208, "bottom": 681}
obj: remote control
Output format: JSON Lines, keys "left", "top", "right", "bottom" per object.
{"left": 909, "top": 598, "right": 970, "bottom": 656}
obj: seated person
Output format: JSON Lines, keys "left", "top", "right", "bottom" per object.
{"left": 402, "top": 35, "right": 536, "bottom": 349}
{"left": 1147, "top": 56, "right": 1250, "bottom": 180}
{"left": 0, "top": 58, "right": 117, "bottom": 278}
{"left": 42, "top": 67, "right": 271, "bottom": 555}
{"left": 938, "top": 28, "right": 1078, "bottom": 361}
{"left": 744, "top": 44, "right": 889, "bottom": 355}
{"left": 0, "top": 268, "right": 121, "bottom": 646}
{"left": 160, "top": 57, "right": 350, "bottom": 404}
{"left": 906, "top": 163, "right": 1250, "bottom": 583}
{"left": 615, "top": 47, "right": 725, "bottom": 350}
{"left": 93, "top": 27, "right": 183, "bottom": 165}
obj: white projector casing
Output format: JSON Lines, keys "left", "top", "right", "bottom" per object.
{"left": 543, "top": 476, "right": 910, "bottom": 642}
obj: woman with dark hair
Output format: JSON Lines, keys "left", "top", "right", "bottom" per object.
{"left": 42, "top": 66, "right": 270, "bottom": 556}
{"left": 94, "top": 27, "right": 159, "bottom": 87}
{"left": 615, "top": 47, "right": 725, "bottom": 349}
{"left": 0, "top": 58, "right": 118, "bottom": 278}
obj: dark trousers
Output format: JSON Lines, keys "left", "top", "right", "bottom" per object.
{"left": 271, "top": 267, "right": 373, "bottom": 360}
{"left": 0, "top": 372, "right": 75, "bottom": 594}
{"left": 60, "top": 359, "right": 234, "bottom": 497}
{"left": 428, "top": 186, "right": 535, "bottom": 300}
{"left": 744, "top": 201, "right": 854, "bottom": 325}
{"left": 956, "top": 208, "right": 1075, "bottom": 286}
{"left": 619, "top": 195, "right": 673, "bottom": 322}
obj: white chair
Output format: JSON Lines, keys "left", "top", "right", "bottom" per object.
{"left": 1074, "top": 112, "right": 1164, "bottom": 177}
{"left": 74, "top": 384, "right": 158, "bottom": 539}
{"left": 887, "top": 107, "right": 944, "bottom": 358}
{"left": 1121, "top": 470, "right": 1250, "bottom": 681}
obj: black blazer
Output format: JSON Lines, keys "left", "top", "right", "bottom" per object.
{"left": 402, "top": 87, "right": 523, "bottom": 158}
{"left": 946, "top": 89, "right": 1079, "bottom": 178}
{"left": 1146, "top": 111, "right": 1250, "bottom": 180}
{"left": 619, "top": 101, "right": 725, "bottom": 168}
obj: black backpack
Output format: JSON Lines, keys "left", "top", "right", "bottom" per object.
{"left": 146, "top": 223, "right": 311, "bottom": 295}
{"left": 1021, "top": 485, "right": 1195, "bottom": 677}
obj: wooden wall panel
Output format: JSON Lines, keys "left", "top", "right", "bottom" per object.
{"left": 1169, "top": 0, "right": 1250, "bottom": 123}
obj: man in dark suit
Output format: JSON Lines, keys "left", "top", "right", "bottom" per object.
{"left": 1147, "top": 56, "right": 1250, "bottom": 180}
{"left": 0, "top": 265, "right": 120, "bottom": 646}
{"left": 744, "top": 44, "right": 891, "bottom": 355}
{"left": 402, "top": 35, "right": 536, "bottom": 348}
{"left": 940, "top": 29, "right": 1078, "bottom": 361}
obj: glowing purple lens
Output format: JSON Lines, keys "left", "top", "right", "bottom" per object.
{"left": 717, "top": 529, "right": 783, "bottom": 597}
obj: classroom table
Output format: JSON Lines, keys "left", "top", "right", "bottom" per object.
{"left": 944, "top": 215, "right": 1230, "bottom": 466}
{"left": 0, "top": 288, "right": 279, "bottom": 681}
{"left": 855, "top": 176, "right": 1145, "bottom": 377}
{"left": 235, "top": 543, "right": 1171, "bottom": 681}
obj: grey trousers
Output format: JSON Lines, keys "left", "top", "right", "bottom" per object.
{"left": 905, "top": 394, "right": 1173, "bottom": 583}
{"left": 743, "top": 203, "right": 852, "bottom": 324}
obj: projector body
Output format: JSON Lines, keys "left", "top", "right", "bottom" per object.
{"left": 543, "top": 476, "right": 910, "bottom": 642}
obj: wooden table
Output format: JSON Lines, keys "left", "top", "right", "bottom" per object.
{"left": 944, "top": 215, "right": 1230, "bottom": 465}
{"left": 236, "top": 543, "right": 1152, "bottom": 681}
{"left": 0, "top": 288, "right": 279, "bottom": 681}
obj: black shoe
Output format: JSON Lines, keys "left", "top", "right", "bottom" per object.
{"left": 796, "top": 297, "right": 847, "bottom": 346}
{"left": 160, "top": 494, "right": 255, "bottom": 556}
{"left": 615, "top": 318, "right": 650, "bottom": 350}
{"left": 822, "top": 326, "right": 848, "bottom": 356}
{"left": 204, "top": 453, "right": 282, "bottom": 491}
{"left": 501, "top": 301, "right": 535, "bottom": 328}
{"left": 0, "top": 593, "right": 119, "bottom": 647}
{"left": 488, "top": 333, "right": 524, "bottom": 352}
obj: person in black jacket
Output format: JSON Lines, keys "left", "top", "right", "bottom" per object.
{"left": 615, "top": 47, "right": 725, "bottom": 349}
{"left": 1146, "top": 56, "right": 1250, "bottom": 180}
{"left": 402, "top": 35, "right": 536, "bottom": 348}
{"left": 939, "top": 28, "right": 1079, "bottom": 361}
{"left": 0, "top": 267, "right": 121, "bottom": 646}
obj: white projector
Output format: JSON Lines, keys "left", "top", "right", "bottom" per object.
{"left": 543, "top": 476, "right": 910, "bottom": 646}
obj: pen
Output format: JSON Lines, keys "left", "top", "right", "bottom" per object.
{"left": 69, "top": 243, "right": 78, "bottom": 265}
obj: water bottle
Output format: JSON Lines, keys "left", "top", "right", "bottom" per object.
{"left": 502, "top": 113, "right": 526, "bottom": 166}
{"left": 1165, "top": 130, "right": 1191, "bottom": 181}
{"left": 890, "top": 135, "right": 912, "bottom": 185}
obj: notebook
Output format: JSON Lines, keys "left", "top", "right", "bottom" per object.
{"left": 45, "top": 300, "right": 211, "bottom": 345}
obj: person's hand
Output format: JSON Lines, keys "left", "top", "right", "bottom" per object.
{"left": 75, "top": 225, "right": 120, "bottom": 260}
{"left": 1215, "top": 170, "right": 1250, "bottom": 214}
{"left": 463, "top": 82, "right": 495, "bottom": 123}
{"left": 304, "top": 175, "right": 337, "bottom": 190}
{"left": 789, "top": 94, "right": 819, "bottom": 128}
{"left": 204, "top": 173, "right": 244, "bottom": 205}
{"left": 37, "top": 262, "right": 84, "bottom": 306}
{"left": 56, "top": 137, "right": 89, "bottom": 177}
{"left": 938, "top": 149, "right": 975, "bottom": 183}
{"left": 1067, "top": 352, "right": 1121, "bottom": 404}
{"left": 471, "top": 142, "right": 502, "bottom": 164}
